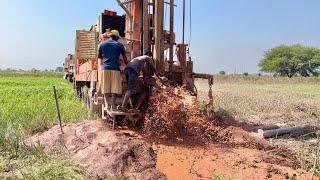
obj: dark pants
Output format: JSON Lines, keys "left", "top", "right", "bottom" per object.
{"left": 125, "top": 67, "right": 139, "bottom": 93}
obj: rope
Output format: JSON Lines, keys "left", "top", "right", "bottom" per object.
{"left": 188, "top": 0, "right": 192, "bottom": 52}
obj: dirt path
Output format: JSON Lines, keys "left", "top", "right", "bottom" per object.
{"left": 155, "top": 144, "right": 311, "bottom": 180}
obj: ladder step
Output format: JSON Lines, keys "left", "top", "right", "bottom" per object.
{"left": 120, "top": 0, "right": 134, "bottom": 6}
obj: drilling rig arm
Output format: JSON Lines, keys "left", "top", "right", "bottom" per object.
{"left": 192, "top": 73, "right": 213, "bottom": 85}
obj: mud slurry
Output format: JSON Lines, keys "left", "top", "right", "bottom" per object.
{"left": 144, "top": 87, "right": 271, "bottom": 149}
{"left": 25, "top": 120, "right": 165, "bottom": 179}
{"left": 143, "top": 87, "right": 315, "bottom": 179}
{"left": 154, "top": 144, "right": 312, "bottom": 180}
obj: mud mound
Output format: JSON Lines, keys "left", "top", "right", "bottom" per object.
{"left": 144, "top": 87, "right": 271, "bottom": 149}
{"left": 143, "top": 87, "right": 305, "bottom": 169}
{"left": 24, "top": 120, "right": 166, "bottom": 179}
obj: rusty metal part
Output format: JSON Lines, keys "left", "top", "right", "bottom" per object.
{"left": 193, "top": 73, "right": 214, "bottom": 117}
{"left": 206, "top": 79, "right": 214, "bottom": 118}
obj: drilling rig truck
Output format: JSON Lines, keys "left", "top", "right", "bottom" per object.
{"left": 66, "top": 0, "right": 213, "bottom": 128}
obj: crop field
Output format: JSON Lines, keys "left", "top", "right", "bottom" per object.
{"left": 196, "top": 76, "right": 320, "bottom": 172}
{"left": 197, "top": 76, "right": 320, "bottom": 126}
{"left": 0, "top": 72, "right": 91, "bottom": 179}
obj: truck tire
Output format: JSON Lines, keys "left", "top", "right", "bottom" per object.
{"left": 82, "top": 86, "right": 90, "bottom": 108}
{"left": 68, "top": 74, "right": 73, "bottom": 83}
{"left": 89, "top": 98, "right": 102, "bottom": 117}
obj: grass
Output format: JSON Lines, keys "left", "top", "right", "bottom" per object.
{"left": 212, "top": 75, "right": 320, "bottom": 84}
{"left": 196, "top": 76, "right": 320, "bottom": 126}
{"left": 0, "top": 72, "right": 92, "bottom": 179}
{"left": 0, "top": 150, "right": 87, "bottom": 179}
{"left": 0, "top": 71, "right": 63, "bottom": 78}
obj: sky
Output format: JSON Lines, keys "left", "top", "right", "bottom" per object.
{"left": 0, "top": 0, "right": 320, "bottom": 74}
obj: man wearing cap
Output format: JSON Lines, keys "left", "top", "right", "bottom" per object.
{"left": 98, "top": 30, "right": 128, "bottom": 111}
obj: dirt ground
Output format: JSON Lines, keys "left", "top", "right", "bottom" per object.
{"left": 155, "top": 144, "right": 310, "bottom": 180}
{"left": 24, "top": 86, "right": 318, "bottom": 179}
{"left": 25, "top": 119, "right": 315, "bottom": 180}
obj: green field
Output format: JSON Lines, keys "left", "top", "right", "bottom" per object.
{"left": 0, "top": 72, "right": 90, "bottom": 179}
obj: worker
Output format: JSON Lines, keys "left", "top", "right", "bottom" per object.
{"left": 119, "top": 50, "right": 162, "bottom": 111}
{"left": 99, "top": 29, "right": 110, "bottom": 42}
{"left": 99, "top": 33, "right": 108, "bottom": 42}
{"left": 97, "top": 31, "right": 108, "bottom": 89}
{"left": 98, "top": 29, "right": 128, "bottom": 111}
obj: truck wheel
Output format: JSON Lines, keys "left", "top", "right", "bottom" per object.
{"left": 68, "top": 75, "right": 73, "bottom": 83}
{"left": 82, "top": 86, "right": 90, "bottom": 109}
{"left": 89, "top": 98, "right": 102, "bottom": 117}
{"left": 76, "top": 85, "right": 82, "bottom": 98}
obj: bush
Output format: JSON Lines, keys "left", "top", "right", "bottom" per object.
{"left": 219, "top": 71, "right": 226, "bottom": 75}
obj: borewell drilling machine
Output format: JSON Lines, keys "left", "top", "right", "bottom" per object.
{"left": 67, "top": 0, "right": 213, "bottom": 128}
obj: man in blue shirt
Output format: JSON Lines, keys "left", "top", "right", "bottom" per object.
{"left": 98, "top": 30, "right": 128, "bottom": 111}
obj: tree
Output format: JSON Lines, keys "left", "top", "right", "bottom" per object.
{"left": 55, "top": 67, "right": 64, "bottom": 72}
{"left": 259, "top": 44, "right": 320, "bottom": 77}
{"left": 219, "top": 71, "right": 226, "bottom": 75}
{"left": 243, "top": 72, "right": 249, "bottom": 76}
{"left": 31, "top": 68, "right": 38, "bottom": 73}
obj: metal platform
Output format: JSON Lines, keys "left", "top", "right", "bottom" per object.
{"left": 105, "top": 108, "right": 140, "bottom": 117}
{"left": 102, "top": 103, "right": 140, "bottom": 129}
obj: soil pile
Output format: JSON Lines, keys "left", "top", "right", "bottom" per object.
{"left": 24, "top": 120, "right": 166, "bottom": 179}
{"left": 144, "top": 87, "right": 271, "bottom": 149}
